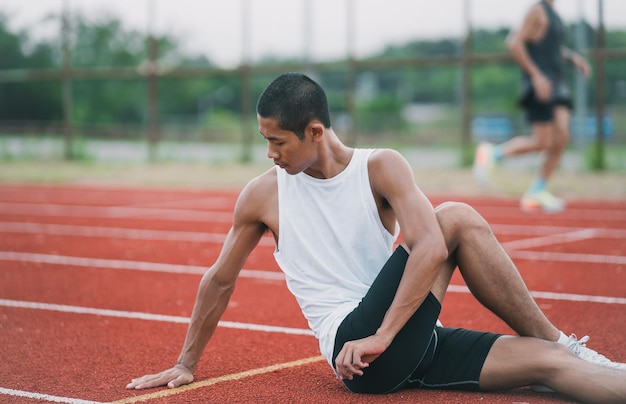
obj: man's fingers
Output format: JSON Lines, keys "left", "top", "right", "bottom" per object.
{"left": 168, "top": 374, "right": 194, "bottom": 389}
{"left": 126, "top": 368, "right": 193, "bottom": 390}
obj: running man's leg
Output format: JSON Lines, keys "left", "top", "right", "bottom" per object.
{"left": 537, "top": 105, "right": 570, "bottom": 182}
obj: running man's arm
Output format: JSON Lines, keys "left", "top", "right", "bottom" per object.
{"left": 506, "top": 3, "right": 552, "bottom": 102}
{"left": 561, "top": 46, "right": 591, "bottom": 78}
{"left": 126, "top": 177, "right": 270, "bottom": 390}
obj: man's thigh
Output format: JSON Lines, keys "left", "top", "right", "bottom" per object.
{"left": 333, "top": 246, "right": 442, "bottom": 394}
{"left": 407, "top": 327, "right": 501, "bottom": 392}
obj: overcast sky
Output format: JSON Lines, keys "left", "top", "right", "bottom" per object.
{"left": 2, "top": 0, "right": 625, "bottom": 67}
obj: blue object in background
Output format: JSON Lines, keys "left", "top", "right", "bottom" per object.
{"left": 571, "top": 114, "right": 613, "bottom": 145}
{"left": 471, "top": 115, "right": 514, "bottom": 143}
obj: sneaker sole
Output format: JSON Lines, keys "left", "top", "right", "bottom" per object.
{"left": 520, "top": 202, "right": 565, "bottom": 214}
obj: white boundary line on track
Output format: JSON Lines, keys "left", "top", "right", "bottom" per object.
{"left": 2, "top": 221, "right": 625, "bottom": 254}
{"left": 473, "top": 206, "right": 626, "bottom": 222}
{"left": 445, "top": 285, "right": 626, "bottom": 305}
{"left": 0, "top": 387, "right": 103, "bottom": 404}
{"left": 499, "top": 228, "right": 598, "bottom": 250}
{"left": 2, "top": 201, "right": 626, "bottom": 222}
{"left": 0, "top": 299, "right": 315, "bottom": 336}
{"left": 2, "top": 245, "right": 624, "bottom": 278}
{"left": 0, "top": 222, "right": 275, "bottom": 247}
{"left": 2, "top": 285, "right": 624, "bottom": 336}
{"left": 0, "top": 251, "right": 285, "bottom": 280}
{"left": 0, "top": 202, "right": 234, "bottom": 222}
{"left": 507, "top": 250, "right": 626, "bottom": 265}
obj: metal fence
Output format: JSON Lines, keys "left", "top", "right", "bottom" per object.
{"left": 0, "top": 0, "right": 624, "bottom": 168}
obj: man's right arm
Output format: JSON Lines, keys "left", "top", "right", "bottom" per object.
{"left": 506, "top": 4, "right": 552, "bottom": 102}
{"left": 126, "top": 176, "right": 270, "bottom": 390}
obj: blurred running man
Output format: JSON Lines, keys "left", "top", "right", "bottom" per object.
{"left": 473, "top": 0, "right": 590, "bottom": 213}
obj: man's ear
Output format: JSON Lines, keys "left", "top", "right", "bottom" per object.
{"left": 309, "top": 121, "right": 325, "bottom": 142}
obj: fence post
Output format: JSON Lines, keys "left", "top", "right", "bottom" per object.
{"left": 460, "top": 0, "right": 473, "bottom": 167}
{"left": 592, "top": 0, "right": 606, "bottom": 170}
{"left": 62, "top": 1, "right": 74, "bottom": 161}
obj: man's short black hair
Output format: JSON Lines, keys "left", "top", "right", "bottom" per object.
{"left": 256, "top": 73, "right": 332, "bottom": 140}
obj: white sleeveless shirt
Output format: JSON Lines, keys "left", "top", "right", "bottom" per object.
{"left": 273, "top": 148, "right": 399, "bottom": 369}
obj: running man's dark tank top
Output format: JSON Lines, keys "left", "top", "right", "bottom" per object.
{"left": 524, "top": 0, "right": 566, "bottom": 83}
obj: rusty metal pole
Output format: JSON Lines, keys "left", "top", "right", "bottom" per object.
{"left": 345, "top": 0, "right": 357, "bottom": 146}
{"left": 146, "top": 37, "right": 159, "bottom": 163}
{"left": 460, "top": 0, "right": 473, "bottom": 166}
{"left": 61, "top": 1, "right": 73, "bottom": 160}
{"left": 240, "top": 0, "right": 253, "bottom": 162}
{"left": 592, "top": 0, "right": 606, "bottom": 170}
{"left": 145, "top": 0, "right": 159, "bottom": 163}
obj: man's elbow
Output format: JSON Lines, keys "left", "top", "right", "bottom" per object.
{"left": 423, "top": 236, "right": 448, "bottom": 269}
{"left": 505, "top": 36, "right": 517, "bottom": 54}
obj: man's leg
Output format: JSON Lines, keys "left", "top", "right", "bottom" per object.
{"left": 429, "top": 201, "right": 560, "bottom": 341}
{"left": 480, "top": 336, "right": 626, "bottom": 403}
{"left": 537, "top": 106, "right": 570, "bottom": 182}
{"left": 429, "top": 201, "right": 625, "bottom": 370}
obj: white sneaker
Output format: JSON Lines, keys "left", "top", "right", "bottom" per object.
{"left": 472, "top": 142, "right": 496, "bottom": 187}
{"left": 565, "top": 334, "right": 626, "bottom": 371}
{"left": 520, "top": 190, "right": 566, "bottom": 213}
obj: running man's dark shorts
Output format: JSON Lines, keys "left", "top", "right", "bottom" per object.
{"left": 332, "top": 246, "right": 502, "bottom": 394}
{"left": 518, "top": 79, "right": 573, "bottom": 123}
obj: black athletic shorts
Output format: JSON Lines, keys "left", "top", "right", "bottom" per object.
{"left": 518, "top": 79, "right": 573, "bottom": 123}
{"left": 332, "top": 246, "right": 502, "bottom": 394}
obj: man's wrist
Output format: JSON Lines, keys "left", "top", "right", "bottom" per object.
{"left": 176, "top": 360, "right": 195, "bottom": 373}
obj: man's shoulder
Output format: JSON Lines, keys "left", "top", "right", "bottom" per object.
{"left": 367, "top": 148, "right": 412, "bottom": 186}
{"left": 367, "top": 148, "right": 406, "bottom": 166}
{"left": 240, "top": 166, "right": 277, "bottom": 199}
{"left": 232, "top": 166, "right": 277, "bottom": 225}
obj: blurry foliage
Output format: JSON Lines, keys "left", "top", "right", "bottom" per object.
{"left": 356, "top": 94, "right": 407, "bottom": 133}
{"left": 0, "top": 10, "right": 625, "bottom": 140}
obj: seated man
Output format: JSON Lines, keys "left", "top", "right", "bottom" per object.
{"left": 128, "top": 73, "right": 625, "bottom": 403}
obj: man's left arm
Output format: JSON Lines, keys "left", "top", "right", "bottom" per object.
{"left": 562, "top": 46, "right": 591, "bottom": 78}
{"left": 334, "top": 149, "right": 448, "bottom": 380}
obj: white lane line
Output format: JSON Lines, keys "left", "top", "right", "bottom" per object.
{"left": 1, "top": 222, "right": 623, "bottom": 252}
{"left": 2, "top": 247, "right": 624, "bottom": 277}
{"left": 508, "top": 250, "right": 626, "bottom": 265}
{"left": 474, "top": 206, "right": 626, "bottom": 222}
{"left": 0, "top": 299, "right": 315, "bottom": 336}
{"left": 0, "top": 222, "right": 275, "bottom": 247}
{"left": 446, "top": 285, "right": 626, "bottom": 305}
{"left": 0, "top": 202, "right": 233, "bottom": 222}
{"left": 2, "top": 200, "right": 626, "bottom": 222}
{"left": 0, "top": 387, "right": 102, "bottom": 404}
{"left": 500, "top": 228, "right": 598, "bottom": 250}
{"left": 0, "top": 251, "right": 286, "bottom": 281}
{"left": 2, "top": 282, "right": 624, "bottom": 340}
{"left": 490, "top": 224, "right": 626, "bottom": 237}
{"left": 120, "top": 196, "right": 235, "bottom": 210}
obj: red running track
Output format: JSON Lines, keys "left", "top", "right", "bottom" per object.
{"left": 1, "top": 184, "right": 625, "bottom": 403}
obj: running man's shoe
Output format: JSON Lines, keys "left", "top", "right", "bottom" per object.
{"left": 533, "top": 334, "right": 626, "bottom": 392}
{"left": 520, "top": 190, "right": 565, "bottom": 213}
{"left": 472, "top": 143, "right": 496, "bottom": 186}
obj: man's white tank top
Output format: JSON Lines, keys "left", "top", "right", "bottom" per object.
{"left": 273, "top": 148, "right": 399, "bottom": 369}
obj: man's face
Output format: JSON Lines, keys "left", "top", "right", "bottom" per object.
{"left": 258, "top": 116, "right": 317, "bottom": 175}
